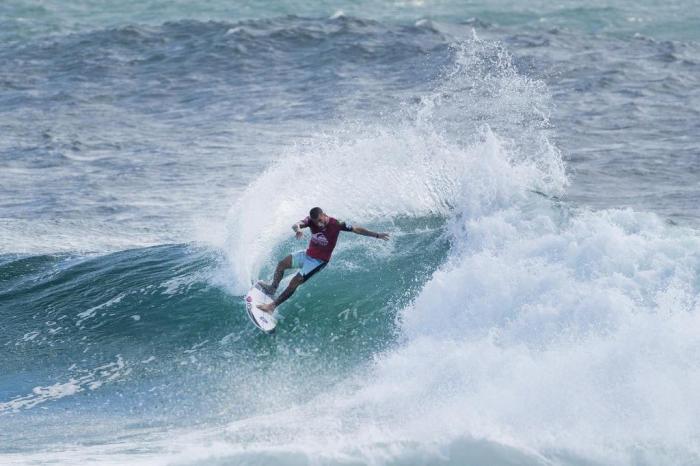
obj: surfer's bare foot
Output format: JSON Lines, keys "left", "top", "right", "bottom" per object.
{"left": 257, "top": 302, "right": 276, "bottom": 314}
{"left": 256, "top": 281, "right": 276, "bottom": 296}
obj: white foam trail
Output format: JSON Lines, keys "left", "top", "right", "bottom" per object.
{"left": 0, "top": 356, "right": 129, "bottom": 414}
{"left": 75, "top": 292, "right": 126, "bottom": 327}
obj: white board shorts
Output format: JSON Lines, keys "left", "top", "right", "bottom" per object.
{"left": 291, "top": 250, "right": 328, "bottom": 281}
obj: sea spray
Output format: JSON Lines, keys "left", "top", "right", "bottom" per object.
{"left": 223, "top": 33, "right": 564, "bottom": 293}
{"left": 202, "top": 35, "right": 700, "bottom": 465}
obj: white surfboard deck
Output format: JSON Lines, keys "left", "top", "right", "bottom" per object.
{"left": 244, "top": 283, "right": 277, "bottom": 333}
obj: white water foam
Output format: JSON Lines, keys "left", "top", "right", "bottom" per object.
{"left": 205, "top": 35, "right": 700, "bottom": 465}
{"left": 196, "top": 138, "right": 700, "bottom": 464}
{"left": 380, "top": 205, "right": 700, "bottom": 463}
{"left": 190, "top": 147, "right": 700, "bottom": 465}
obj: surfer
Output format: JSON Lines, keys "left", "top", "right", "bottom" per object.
{"left": 256, "top": 207, "right": 389, "bottom": 313}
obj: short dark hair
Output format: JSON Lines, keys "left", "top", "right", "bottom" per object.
{"left": 309, "top": 207, "right": 323, "bottom": 219}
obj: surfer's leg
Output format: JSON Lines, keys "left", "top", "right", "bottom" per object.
{"left": 270, "top": 254, "right": 293, "bottom": 290}
{"left": 259, "top": 254, "right": 292, "bottom": 295}
{"left": 273, "top": 273, "right": 304, "bottom": 308}
{"left": 270, "top": 258, "right": 327, "bottom": 308}
{"left": 258, "top": 255, "right": 326, "bottom": 312}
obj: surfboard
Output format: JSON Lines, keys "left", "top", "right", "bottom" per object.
{"left": 244, "top": 283, "right": 277, "bottom": 333}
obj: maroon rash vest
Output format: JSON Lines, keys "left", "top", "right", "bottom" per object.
{"left": 300, "top": 216, "right": 352, "bottom": 262}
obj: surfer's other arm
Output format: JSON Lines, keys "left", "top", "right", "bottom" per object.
{"left": 347, "top": 224, "right": 389, "bottom": 241}
{"left": 292, "top": 217, "right": 310, "bottom": 240}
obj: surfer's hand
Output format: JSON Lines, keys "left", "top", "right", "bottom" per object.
{"left": 376, "top": 232, "right": 390, "bottom": 241}
{"left": 295, "top": 230, "right": 304, "bottom": 240}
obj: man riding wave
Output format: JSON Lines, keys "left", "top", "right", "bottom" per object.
{"left": 256, "top": 207, "right": 389, "bottom": 313}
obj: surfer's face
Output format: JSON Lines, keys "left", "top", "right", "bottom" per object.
{"left": 314, "top": 213, "right": 329, "bottom": 228}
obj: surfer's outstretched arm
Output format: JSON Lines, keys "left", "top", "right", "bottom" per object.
{"left": 351, "top": 225, "right": 389, "bottom": 241}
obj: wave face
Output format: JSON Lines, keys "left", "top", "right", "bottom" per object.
{"left": 2, "top": 6, "right": 700, "bottom": 466}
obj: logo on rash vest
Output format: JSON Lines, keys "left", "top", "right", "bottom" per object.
{"left": 311, "top": 232, "right": 328, "bottom": 246}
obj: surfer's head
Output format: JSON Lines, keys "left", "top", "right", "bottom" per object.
{"left": 309, "top": 207, "right": 328, "bottom": 227}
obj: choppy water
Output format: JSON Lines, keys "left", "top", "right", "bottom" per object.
{"left": 1, "top": 1, "right": 700, "bottom": 465}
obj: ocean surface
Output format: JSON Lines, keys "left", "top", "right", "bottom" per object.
{"left": 1, "top": 1, "right": 700, "bottom": 464}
